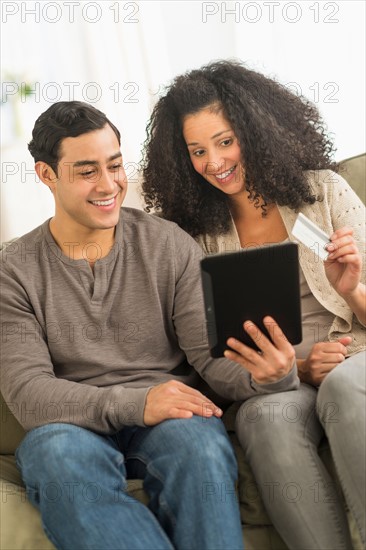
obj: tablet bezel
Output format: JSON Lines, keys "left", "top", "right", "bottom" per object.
{"left": 200, "top": 242, "right": 302, "bottom": 358}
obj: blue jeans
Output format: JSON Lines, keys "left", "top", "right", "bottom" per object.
{"left": 16, "top": 415, "right": 244, "bottom": 550}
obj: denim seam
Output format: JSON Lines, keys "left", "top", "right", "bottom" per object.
{"left": 126, "top": 450, "right": 177, "bottom": 528}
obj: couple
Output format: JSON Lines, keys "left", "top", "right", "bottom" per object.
{"left": 1, "top": 60, "right": 365, "bottom": 549}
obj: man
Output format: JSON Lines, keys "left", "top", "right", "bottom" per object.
{"left": 0, "top": 101, "right": 299, "bottom": 549}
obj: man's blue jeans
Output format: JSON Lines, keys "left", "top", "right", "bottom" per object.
{"left": 16, "top": 415, "right": 244, "bottom": 550}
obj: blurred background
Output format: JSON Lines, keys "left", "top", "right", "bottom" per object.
{"left": 1, "top": 0, "right": 365, "bottom": 241}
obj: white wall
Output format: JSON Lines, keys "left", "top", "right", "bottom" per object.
{"left": 1, "top": 0, "right": 365, "bottom": 241}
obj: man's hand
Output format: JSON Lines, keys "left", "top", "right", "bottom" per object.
{"left": 224, "top": 316, "right": 296, "bottom": 384}
{"left": 297, "top": 336, "right": 351, "bottom": 386}
{"left": 143, "top": 380, "right": 223, "bottom": 426}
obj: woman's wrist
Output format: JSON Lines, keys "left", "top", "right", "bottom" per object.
{"left": 339, "top": 282, "right": 366, "bottom": 326}
{"left": 296, "top": 358, "right": 310, "bottom": 383}
{"left": 339, "top": 281, "right": 365, "bottom": 300}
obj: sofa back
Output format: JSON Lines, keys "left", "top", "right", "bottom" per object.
{"left": 338, "top": 153, "right": 365, "bottom": 204}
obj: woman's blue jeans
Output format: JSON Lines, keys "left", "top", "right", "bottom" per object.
{"left": 16, "top": 415, "right": 244, "bottom": 550}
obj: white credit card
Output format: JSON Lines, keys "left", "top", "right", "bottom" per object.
{"left": 291, "top": 213, "right": 330, "bottom": 260}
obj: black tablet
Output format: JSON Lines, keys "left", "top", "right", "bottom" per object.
{"left": 200, "top": 242, "right": 302, "bottom": 357}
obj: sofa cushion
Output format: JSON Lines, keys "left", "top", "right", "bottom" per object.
{"left": 0, "top": 478, "right": 56, "bottom": 550}
{"left": 338, "top": 153, "right": 365, "bottom": 204}
{"left": 0, "top": 391, "right": 26, "bottom": 454}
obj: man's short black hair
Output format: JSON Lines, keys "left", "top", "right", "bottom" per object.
{"left": 28, "top": 101, "right": 121, "bottom": 175}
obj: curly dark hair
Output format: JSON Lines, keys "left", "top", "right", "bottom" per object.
{"left": 141, "top": 59, "right": 337, "bottom": 238}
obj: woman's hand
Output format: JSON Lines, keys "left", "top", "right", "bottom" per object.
{"left": 224, "top": 316, "right": 295, "bottom": 384}
{"left": 324, "top": 227, "right": 362, "bottom": 295}
{"left": 297, "top": 337, "right": 351, "bottom": 386}
{"left": 324, "top": 227, "right": 366, "bottom": 325}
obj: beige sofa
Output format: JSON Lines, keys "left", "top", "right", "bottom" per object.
{"left": 1, "top": 153, "right": 365, "bottom": 550}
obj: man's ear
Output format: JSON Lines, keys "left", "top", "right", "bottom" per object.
{"left": 35, "top": 161, "right": 58, "bottom": 192}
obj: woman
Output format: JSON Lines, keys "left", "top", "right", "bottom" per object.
{"left": 141, "top": 60, "right": 366, "bottom": 549}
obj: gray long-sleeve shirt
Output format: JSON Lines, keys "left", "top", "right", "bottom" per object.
{"left": 0, "top": 208, "right": 299, "bottom": 433}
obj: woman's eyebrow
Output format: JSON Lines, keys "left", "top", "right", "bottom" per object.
{"left": 186, "top": 129, "right": 232, "bottom": 146}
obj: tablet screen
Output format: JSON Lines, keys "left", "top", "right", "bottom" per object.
{"left": 200, "top": 242, "right": 302, "bottom": 357}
